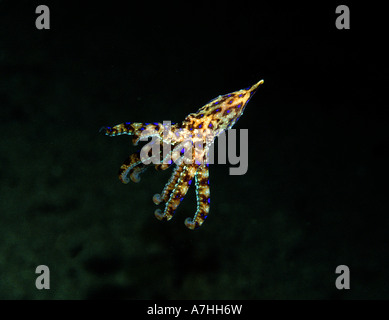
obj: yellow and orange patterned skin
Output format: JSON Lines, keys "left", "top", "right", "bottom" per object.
{"left": 101, "top": 80, "right": 264, "bottom": 229}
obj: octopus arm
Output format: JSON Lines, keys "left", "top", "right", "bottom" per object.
{"left": 154, "top": 164, "right": 197, "bottom": 222}
{"left": 184, "top": 164, "right": 210, "bottom": 230}
{"left": 154, "top": 141, "right": 174, "bottom": 171}
{"left": 101, "top": 122, "right": 164, "bottom": 146}
{"left": 118, "top": 151, "right": 152, "bottom": 184}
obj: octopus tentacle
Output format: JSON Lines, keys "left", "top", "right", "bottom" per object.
{"left": 184, "top": 164, "right": 210, "bottom": 230}
{"left": 153, "top": 164, "right": 185, "bottom": 205}
{"left": 101, "top": 122, "right": 165, "bottom": 146}
{"left": 152, "top": 144, "right": 197, "bottom": 204}
{"left": 154, "top": 164, "right": 198, "bottom": 221}
{"left": 154, "top": 141, "right": 174, "bottom": 171}
{"left": 118, "top": 151, "right": 152, "bottom": 184}
{"left": 101, "top": 122, "right": 145, "bottom": 137}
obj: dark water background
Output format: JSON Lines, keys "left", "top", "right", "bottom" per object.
{"left": 0, "top": 2, "right": 387, "bottom": 299}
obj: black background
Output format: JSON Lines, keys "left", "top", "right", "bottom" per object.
{"left": 0, "top": 1, "right": 387, "bottom": 299}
